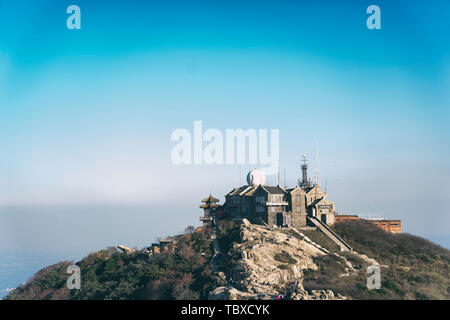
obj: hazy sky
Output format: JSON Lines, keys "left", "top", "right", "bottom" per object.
{"left": 0, "top": 0, "right": 449, "bottom": 254}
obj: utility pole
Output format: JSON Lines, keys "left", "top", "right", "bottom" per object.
{"left": 314, "top": 142, "right": 320, "bottom": 186}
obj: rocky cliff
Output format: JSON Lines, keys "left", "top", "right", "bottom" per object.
{"left": 210, "top": 220, "right": 351, "bottom": 299}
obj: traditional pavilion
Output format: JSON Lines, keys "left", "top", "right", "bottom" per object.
{"left": 199, "top": 194, "right": 220, "bottom": 225}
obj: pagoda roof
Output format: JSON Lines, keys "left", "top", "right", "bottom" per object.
{"left": 201, "top": 194, "right": 220, "bottom": 203}
{"left": 200, "top": 203, "right": 220, "bottom": 209}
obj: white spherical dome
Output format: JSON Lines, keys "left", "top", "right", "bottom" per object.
{"left": 246, "top": 169, "right": 266, "bottom": 186}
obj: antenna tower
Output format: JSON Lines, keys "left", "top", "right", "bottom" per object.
{"left": 314, "top": 142, "right": 320, "bottom": 186}
{"left": 299, "top": 155, "right": 311, "bottom": 189}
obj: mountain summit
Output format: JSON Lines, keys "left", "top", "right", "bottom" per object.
{"left": 5, "top": 219, "right": 449, "bottom": 300}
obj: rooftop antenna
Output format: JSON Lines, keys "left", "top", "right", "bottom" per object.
{"left": 299, "top": 154, "right": 310, "bottom": 189}
{"left": 276, "top": 165, "right": 280, "bottom": 186}
{"left": 314, "top": 142, "right": 320, "bottom": 186}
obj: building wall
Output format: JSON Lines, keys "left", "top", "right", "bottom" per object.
{"left": 224, "top": 193, "right": 243, "bottom": 219}
{"left": 224, "top": 184, "right": 334, "bottom": 228}
{"left": 265, "top": 198, "right": 285, "bottom": 227}
{"left": 224, "top": 184, "right": 401, "bottom": 233}
{"left": 288, "top": 188, "right": 307, "bottom": 227}
{"left": 305, "top": 185, "right": 326, "bottom": 207}
{"left": 369, "top": 220, "right": 402, "bottom": 234}
{"left": 304, "top": 185, "right": 336, "bottom": 226}
{"left": 317, "top": 199, "right": 335, "bottom": 225}
{"left": 335, "top": 215, "right": 360, "bottom": 223}
{"left": 252, "top": 187, "right": 269, "bottom": 225}
{"left": 323, "top": 211, "right": 335, "bottom": 225}
{"left": 334, "top": 215, "right": 402, "bottom": 234}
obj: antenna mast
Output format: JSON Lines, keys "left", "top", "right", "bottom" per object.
{"left": 314, "top": 142, "right": 320, "bottom": 186}
{"left": 299, "top": 155, "right": 310, "bottom": 189}
{"left": 276, "top": 165, "right": 280, "bottom": 186}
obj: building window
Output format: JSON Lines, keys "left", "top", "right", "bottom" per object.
{"left": 296, "top": 206, "right": 301, "bottom": 213}
{"left": 271, "top": 195, "right": 283, "bottom": 203}
{"left": 256, "top": 196, "right": 265, "bottom": 204}
{"left": 271, "top": 207, "right": 275, "bottom": 212}
{"left": 295, "top": 195, "right": 301, "bottom": 202}
{"left": 272, "top": 217, "right": 276, "bottom": 225}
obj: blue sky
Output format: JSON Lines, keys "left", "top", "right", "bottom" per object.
{"left": 0, "top": 0, "right": 449, "bottom": 254}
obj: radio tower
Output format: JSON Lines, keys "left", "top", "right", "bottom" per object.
{"left": 276, "top": 165, "right": 280, "bottom": 186}
{"left": 299, "top": 155, "right": 310, "bottom": 189}
{"left": 314, "top": 142, "right": 320, "bottom": 186}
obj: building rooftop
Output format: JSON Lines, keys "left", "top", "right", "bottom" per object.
{"left": 262, "top": 186, "right": 285, "bottom": 194}
{"left": 201, "top": 195, "right": 220, "bottom": 203}
{"left": 200, "top": 203, "right": 220, "bottom": 208}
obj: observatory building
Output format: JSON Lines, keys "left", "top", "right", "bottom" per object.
{"left": 217, "top": 153, "right": 401, "bottom": 233}
{"left": 223, "top": 160, "right": 336, "bottom": 228}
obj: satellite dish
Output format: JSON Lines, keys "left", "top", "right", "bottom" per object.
{"left": 246, "top": 169, "right": 266, "bottom": 186}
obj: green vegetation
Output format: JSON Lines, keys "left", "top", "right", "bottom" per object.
{"left": 274, "top": 251, "right": 297, "bottom": 264}
{"left": 303, "top": 221, "right": 450, "bottom": 299}
{"left": 5, "top": 220, "right": 449, "bottom": 300}
{"left": 4, "top": 261, "right": 74, "bottom": 300}
{"left": 215, "top": 220, "right": 242, "bottom": 276}
{"left": 6, "top": 228, "right": 216, "bottom": 300}
{"left": 216, "top": 220, "right": 241, "bottom": 254}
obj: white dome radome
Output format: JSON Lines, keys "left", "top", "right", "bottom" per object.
{"left": 246, "top": 169, "right": 266, "bottom": 186}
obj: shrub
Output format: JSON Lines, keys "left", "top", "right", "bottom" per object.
{"left": 274, "top": 251, "right": 297, "bottom": 264}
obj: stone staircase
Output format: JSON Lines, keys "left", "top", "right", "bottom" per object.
{"left": 307, "top": 217, "right": 353, "bottom": 252}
